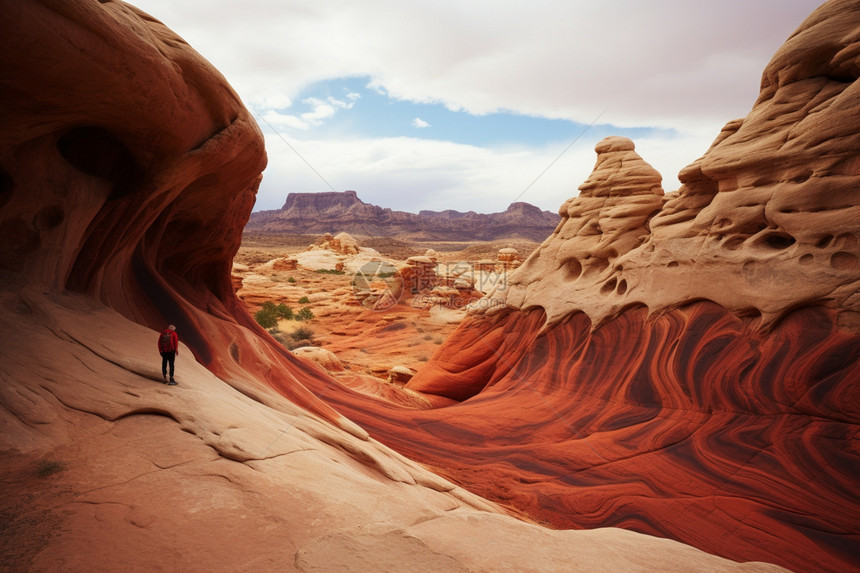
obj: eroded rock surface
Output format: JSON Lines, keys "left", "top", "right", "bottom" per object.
{"left": 0, "top": 1, "right": 787, "bottom": 572}
{"left": 1, "top": 1, "right": 856, "bottom": 572}
{"left": 393, "top": 2, "right": 860, "bottom": 571}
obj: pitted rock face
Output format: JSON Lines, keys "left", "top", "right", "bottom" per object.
{"left": 479, "top": 1, "right": 859, "bottom": 331}
{"left": 487, "top": 136, "right": 665, "bottom": 325}
{"left": 395, "top": 2, "right": 860, "bottom": 571}
{"left": 0, "top": 0, "right": 266, "bottom": 303}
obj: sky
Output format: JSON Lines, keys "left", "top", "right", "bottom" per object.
{"left": 129, "top": 0, "right": 825, "bottom": 213}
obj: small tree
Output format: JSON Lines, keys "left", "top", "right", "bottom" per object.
{"left": 254, "top": 304, "right": 278, "bottom": 329}
{"left": 296, "top": 307, "right": 314, "bottom": 321}
{"left": 275, "top": 303, "right": 293, "bottom": 319}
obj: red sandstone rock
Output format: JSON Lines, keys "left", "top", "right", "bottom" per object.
{"left": 395, "top": 2, "right": 860, "bottom": 571}
{"left": 0, "top": 0, "right": 856, "bottom": 572}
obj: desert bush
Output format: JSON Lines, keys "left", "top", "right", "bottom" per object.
{"left": 287, "top": 276, "right": 296, "bottom": 283}
{"left": 296, "top": 307, "right": 314, "bottom": 321}
{"left": 254, "top": 306, "right": 278, "bottom": 329}
{"left": 275, "top": 303, "right": 293, "bottom": 319}
{"left": 315, "top": 268, "right": 345, "bottom": 275}
{"left": 298, "top": 296, "right": 310, "bottom": 304}
{"left": 291, "top": 326, "right": 314, "bottom": 341}
{"left": 254, "top": 301, "right": 293, "bottom": 328}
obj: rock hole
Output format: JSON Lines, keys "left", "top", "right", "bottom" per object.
{"left": 57, "top": 126, "right": 138, "bottom": 200}
{"left": 600, "top": 278, "right": 617, "bottom": 294}
{"left": 762, "top": 233, "right": 796, "bottom": 250}
{"left": 34, "top": 205, "right": 65, "bottom": 231}
{"left": 723, "top": 237, "right": 745, "bottom": 251}
{"left": 562, "top": 258, "right": 582, "bottom": 280}
{"left": 667, "top": 261, "right": 679, "bottom": 268}
{"left": 799, "top": 254, "right": 814, "bottom": 265}
{"left": 736, "top": 308, "right": 763, "bottom": 330}
{"left": 816, "top": 235, "right": 834, "bottom": 248}
{"left": 830, "top": 252, "right": 857, "bottom": 270}
{"left": 791, "top": 170, "right": 813, "bottom": 183}
{"left": 0, "top": 164, "right": 12, "bottom": 210}
{"left": 616, "top": 279, "right": 628, "bottom": 295}
{"left": 229, "top": 343, "right": 240, "bottom": 362}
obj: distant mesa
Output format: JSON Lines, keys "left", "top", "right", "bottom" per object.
{"left": 245, "top": 191, "right": 560, "bottom": 241}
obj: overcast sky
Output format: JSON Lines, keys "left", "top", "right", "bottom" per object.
{"left": 129, "top": 0, "right": 824, "bottom": 213}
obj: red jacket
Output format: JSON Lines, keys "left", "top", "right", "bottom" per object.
{"left": 157, "top": 329, "right": 179, "bottom": 354}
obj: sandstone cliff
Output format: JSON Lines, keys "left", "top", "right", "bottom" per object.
{"left": 0, "top": 1, "right": 789, "bottom": 571}
{"left": 394, "top": 3, "right": 859, "bottom": 570}
{"left": 246, "top": 190, "right": 561, "bottom": 241}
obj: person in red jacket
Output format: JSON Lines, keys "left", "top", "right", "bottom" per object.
{"left": 157, "top": 325, "right": 179, "bottom": 385}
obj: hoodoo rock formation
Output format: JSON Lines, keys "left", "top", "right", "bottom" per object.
{"left": 246, "top": 190, "right": 561, "bottom": 242}
{"left": 0, "top": 1, "right": 786, "bottom": 571}
{"left": 1, "top": 0, "right": 858, "bottom": 572}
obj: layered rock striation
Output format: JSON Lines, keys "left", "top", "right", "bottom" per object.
{"left": 1, "top": 0, "right": 857, "bottom": 572}
{"left": 0, "top": 1, "right": 786, "bottom": 571}
{"left": 394, "top": 2, "right": 860, "bottom": 570}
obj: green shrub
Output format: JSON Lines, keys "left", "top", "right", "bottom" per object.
{"left": 296, "top": 307, "right": 314, "bottom": 321}
{"left": 254, "top": 301, "right": 293, "bottom": 328}
{"left": 315, "top": 268, "right": 345, "bottom": 275}
{"left": 287, "top": 276, "right": 296, "bottom": 283}
{"left": 275, "top": 303, "right": 293, "bottom": 319}
{"left": 254, "top": 305, "right": 278, "bottom": 329}
{"left": 298, "top": 296, "right": 310, "bottom": 304}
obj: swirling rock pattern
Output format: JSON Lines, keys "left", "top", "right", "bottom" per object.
{"left": 318, "top": 301, "right": 859, "bottom": 572}
{"left": 389, "top": 1, "right": 860, "bottom": 570}
{"left": 1, "top": 1, "right": 857, "bottom": 572}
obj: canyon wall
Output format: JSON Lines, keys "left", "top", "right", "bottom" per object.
{"left": 1, "top": 0, "right": 857, "bottom": 571}
{"left": 391, "top": 2, "right": 859, "bottom": 569}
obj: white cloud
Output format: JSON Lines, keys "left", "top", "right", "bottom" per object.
{"left": 132, "top": 0, "right": 821, "bottom": 128}
{"left": 255, "top": 130, "right": 707, "bottom": 214}
{"left": 129, "top": 0, "right": 825, "bottom": 212}
{"left": 412, "top": 117, "right": 430, "bottom": 129}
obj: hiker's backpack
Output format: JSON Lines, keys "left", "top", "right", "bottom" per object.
{"left": 158, "top": 331, "right": 174, "bottom": 353}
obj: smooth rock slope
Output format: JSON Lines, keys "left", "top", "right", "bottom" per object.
{"left": 0, "top": 0, "right": 788, "bottom": 571}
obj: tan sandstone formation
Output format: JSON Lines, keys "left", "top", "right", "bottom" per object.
{"left": 0, "top": 1, "right": 786, "bottom": 571}
{"left": 396, "top": 3, "right": 859, "bottom": 571}
{"left": 481, "top": 16, "right": 859, "bottom": 330}
{"left": 311, "top": 231, "right": 361, "bottom": 256}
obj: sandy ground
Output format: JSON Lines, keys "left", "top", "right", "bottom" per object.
{"left": 235, "top": 233, "right": 541, "bottom": 378}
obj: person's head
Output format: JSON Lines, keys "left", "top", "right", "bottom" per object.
{"left": 168, "top": 324, "right": 176, "bottom": 331}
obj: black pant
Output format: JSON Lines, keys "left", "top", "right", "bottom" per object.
{"left": 161, "top": 351, "right": 176, "bottom": 378}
